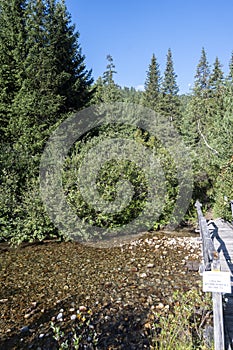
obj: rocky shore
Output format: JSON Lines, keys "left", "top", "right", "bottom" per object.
{"left": 0, "top": 231, "right": 205, "bottom": 349}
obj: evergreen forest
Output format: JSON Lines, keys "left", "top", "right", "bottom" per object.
{"left": 0, "top": 0, "right": 232, "bottom": 245}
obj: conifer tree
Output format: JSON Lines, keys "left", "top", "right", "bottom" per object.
{"left": 228, "top": 52, "right": 233, "bottom": 82}
{"left": 161, "top": 48, "right": 179, "bottom": 96}
{"left": 209, "top": 57, "right": 224, "bottom": 93}
{"left": 160, "top": 49, "right": 180, "bottom": 123}
{"left": 93, "top": 55, "right": 122, "bottom": 103}
{"left": 0, "top": 0, "right": 27, "bottom": 138}
{"left": 182, "top": 48, "right": 211, "bottom": 143}
{"left": 194, "top": 48, "right": 210, "bottom": 97}
{"left": 12, "top": 0, "right": 93, "bottom": 126}
{"left": 0, "top": 0, "right": 94, "bottom": 243}
{"left": 47, "top": 0, "right": 94, "bottom": 111}
{"left": 143, "top": 54, "right": 161, "bottom": 110}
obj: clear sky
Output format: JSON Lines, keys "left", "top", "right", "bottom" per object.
{"left": 65, "top": 0, "right": 233, "bottom": 94}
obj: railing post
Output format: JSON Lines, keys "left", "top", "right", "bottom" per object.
{"left": 212, "top": 292, "right": 224, "bottom": 350}
{"left": 212, "top": 253, "right": 225, "bottom": 350}
{"left": 230, "top": 200, "right": 233, "bottom": 222}
{"left": 195, "top": 201, "right": 225, "bottom": 350}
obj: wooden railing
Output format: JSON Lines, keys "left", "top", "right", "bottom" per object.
{"left": 195, "top": 200, "right": 225, "bottom": 350}
{"left": 231, "top": 200, "right": 233, "bottom": 222}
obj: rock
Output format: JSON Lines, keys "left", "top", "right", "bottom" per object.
{"left": 147, "top": 263, "right": 154, "bottom": 268}
{"left": 131, "top": 266, "right": 138, "bottom": 272}
{"left": 56, "top": 312, "right": 63, "bottom": 321}
{"left": 156, "top": 302, "right": 164, "bottom": 309}
{"left": 105, "top": 281, "right": 112, "bottom": 288}
{"left": 140, "top": 273, "right": 147, "bottom": 278}
{"left": 79, "top": 305, "right": 87, "bottom": 312}
{"left": 39, "top": 334, "right": 44, "bottom": 338}
{"left": 0, "top": 299, "right": 8, "bottom": 303}
{"left": 70, "top": 314, "right": 76, "bottom": 321}
{"left": 20, "top": 326, "right": 29, "bottom": 333}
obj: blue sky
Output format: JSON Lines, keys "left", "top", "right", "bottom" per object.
{"left": 66, "top": 0, "right": 233, "bottom": 94}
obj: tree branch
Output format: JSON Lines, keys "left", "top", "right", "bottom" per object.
{"left": 197, "top": 120, "right": 219, "bottom": 155}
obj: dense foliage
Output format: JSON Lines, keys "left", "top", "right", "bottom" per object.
{"left": 0, "top": 1, "right": 232, "bottom": 244}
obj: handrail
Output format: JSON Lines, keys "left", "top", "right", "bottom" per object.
{"left": 195, "top": 200, "right": 218, "bottom": 271}
{"left": 195, "top": 200, "right": 224, "bottom": 350}
{"left": 230, "top": 200, "right": 233, "bottom": 222}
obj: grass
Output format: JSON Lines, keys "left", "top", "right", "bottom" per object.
{"left": 49, "top": 288, "right": 214, "bottom": 349}
{"left": 151, "top": 288, "right": 214, "bottom": 350}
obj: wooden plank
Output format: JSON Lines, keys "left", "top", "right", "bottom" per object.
{"left": 208, "top": 218, "right": 233, "bottom": 349}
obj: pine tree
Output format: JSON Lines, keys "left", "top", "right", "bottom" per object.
{"left": 160, "top": 49, "right": 180, "bottom": 123}
{"left": 12, "top": 0, "right": 93, "bottom": 126}
{"left": 0, "top": 0, "right": 27, "bottom": 138}
{"left": 0, "top": 0, "right": 95, "bottom": 243}
{"left": 103, "top": 54, "right": 117, "bottom": 86}
{"left": 94, "top": 55, "right": 122, "bottom": 103}
{"left": 161, "top": 48, "right": 179, "bottom": 95}
{"left": 228, "top": 52, "right": 233, "bottom": 82}
{"left": 194, "top": 48, "right": 210, "bottom": 97}
{"left": 143, "top": 53, "right": 161, "bottom": 110}
{"left": 209, "top": 57, "right": 224, "bottom": 93}
{"left": 182, "top": 48, "right": 211, "bottom": 145}
{"left": 47, "top": 0, "right": 94, "bottom": 111}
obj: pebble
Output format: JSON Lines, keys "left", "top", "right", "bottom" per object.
{"left": 39, "top": 334, "right": 44, "bottom": 338}
{"left": 20, "top": 326, "right": 29, "bottom": 333}
{"left": 70, "top": 314, "right": 76, "bottom": 321}
{"left": 56, "top": 312, "right": 63, "bottom": 321}
{"left": 105, "top": 281, "right": 112, "bottom": 288}
{"left": 147, "top": 263, "right": 154, "bottom": 268}
{"left": 144, "top": 322, "right": 151, "bottom": 329}
{"left": 79, "top": 305, "right": 87, "bottom": 312}
{"left": 140, "top": 273, "right": 147, "bottom": 278}
{"left": 131, "top": 266, "right": 138, "bottom": 272}
{"left": 0, "top": 299, "right": 8, "bottom": 303}
{"left": 156, "top": 302, "right": 164, "bottom": 309}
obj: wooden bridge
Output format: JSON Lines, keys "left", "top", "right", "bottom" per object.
{"left": 195, "top": 201, "right": 233, "bottom": 350}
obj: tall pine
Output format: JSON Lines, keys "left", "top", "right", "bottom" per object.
{"left": 143, "top": 53, "right": 161, "bottom": 111}
{"left": 209, "top": 57, "right": 224, "bottom": 94}
{"left": 92, "top": 55, "right": 122, "bottom": 103}
{"left": 194, "top": 47, "right": 210, "bottom": 97}
{"left": 12, "top": 0, "right": 93, "bottom": 128}
{"left": 0, "top": 0, "right": 94, "bottom": 244}
{"left": 0, "top": 0, "right": 27, "bottom": 139}
{"left": 228, "top": 52, "right": 233, "bottom": 82}
{"left": 161, "top": 48, "right": 179, "bottom": 95}
{"left": 160, "top": 49, "right": 180, "bottom": 124}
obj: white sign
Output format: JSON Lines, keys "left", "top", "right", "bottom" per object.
{"left": 203, "top": 271, "right": 231, "bottom": 293}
